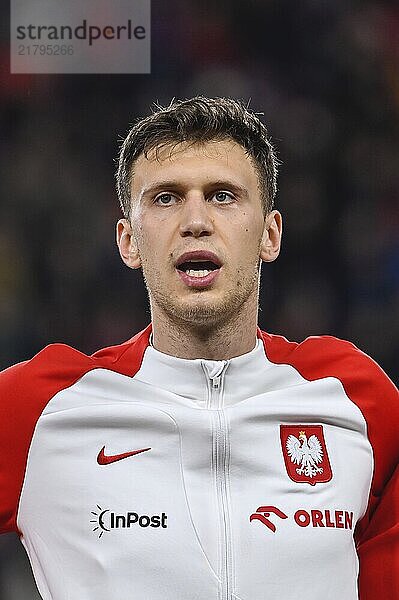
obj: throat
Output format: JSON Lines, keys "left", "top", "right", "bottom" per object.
{"left": 151, "top": 309, "right": 258, "bottom": 360}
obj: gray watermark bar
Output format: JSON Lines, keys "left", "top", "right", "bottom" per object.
{"left": 10, "top": 0, "right": 151, "bottom": 74}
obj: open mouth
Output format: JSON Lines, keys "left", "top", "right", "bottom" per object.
{"left": 175, "top": 252, "right": 222, "bottom": 287}
{"left": 177, "top": 260, "right": 220, "bottom": 278}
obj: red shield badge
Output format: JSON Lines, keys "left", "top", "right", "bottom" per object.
{"left": 280, "top": 425, "right": 332, "bottom": 486}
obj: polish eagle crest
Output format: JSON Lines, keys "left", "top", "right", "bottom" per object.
{"left": 286, "top": 431, "right": 324, "bottom": 478}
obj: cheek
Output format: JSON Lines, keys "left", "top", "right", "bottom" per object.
{"left": 135, "top": 230, "right": 169, "bottom": 278}
{"left": 133, "top": 220, "right": 156, "bottom": 259}
{"left": 229, "top": 230, "right": 262, "bottom": 278}
{"left": 239, "top": 209, "right": 264, "bottom": 236}
{"left": 236, "top": 220, "right": 263, "bottom": 254}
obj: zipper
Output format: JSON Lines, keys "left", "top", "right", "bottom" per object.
{"left": 203, "top": 362, "right": 233, "bottom": 600}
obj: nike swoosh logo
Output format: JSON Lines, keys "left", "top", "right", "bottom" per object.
{"left": 97, "top": 446, "right": 151, "bottom": 465}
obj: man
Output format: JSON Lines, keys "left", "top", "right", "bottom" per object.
{"left": 0, "top": 97, "right": 397, "bottom": 599}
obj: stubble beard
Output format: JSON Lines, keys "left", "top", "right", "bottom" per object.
{"left": 143, "top": 262, "right": 261, "bottom": 333}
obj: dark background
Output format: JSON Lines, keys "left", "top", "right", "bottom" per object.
{"left": 1, "top": 0, "right": 398, "bottom": 596}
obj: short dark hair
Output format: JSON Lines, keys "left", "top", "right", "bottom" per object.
{"left": 116, "top": 96, "right": 279, "bottom": 219}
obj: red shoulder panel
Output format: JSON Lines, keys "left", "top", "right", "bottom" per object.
{"left": 259, "top": 329, "right": 399, "bottom": 598}
{"left": 0, "top": 325, "right": 151, "bottom": 534}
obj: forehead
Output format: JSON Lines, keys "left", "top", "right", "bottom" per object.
{"left": 130, "top": 139, "right": 259, "bottom": 193}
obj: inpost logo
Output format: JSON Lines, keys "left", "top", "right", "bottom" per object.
{"left": 91, "top": 505, "right": 168, "bottom": 538}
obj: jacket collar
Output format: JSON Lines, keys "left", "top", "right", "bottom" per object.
{"left": 133, "top": 328, "right": 272, "bottom": 406}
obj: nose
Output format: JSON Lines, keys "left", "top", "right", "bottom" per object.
{"left": 179, "top": 194, "right": 214, "bottom": 238}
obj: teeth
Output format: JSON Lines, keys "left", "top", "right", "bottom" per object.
{"left": 185, "top": 269, "right": 211, "bottom": 277}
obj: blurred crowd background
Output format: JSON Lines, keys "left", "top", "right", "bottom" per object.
{"left": 1, "top": 0, "right": 398, "bottom": 597}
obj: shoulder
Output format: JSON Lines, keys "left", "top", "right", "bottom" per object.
{"left": 259, "top": 330, "right": 397, "bottom": 402}
{"left": 0, "top": 324, "right": 151, "bottom": 400}
{"left": 259, "top": 329, "right": 398, "bottom": 500}
{"left": 0, "top": 326, "right": 151, "bottom": 533}
{"left": 0, "top": 344, "right": 92, "bottom": 533}
{"left": 0, "top": 324, "right": 151, "bottom": 434}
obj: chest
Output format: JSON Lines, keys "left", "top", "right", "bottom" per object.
{"left": 17, "top": 374, "right": 372, "bottom": 599}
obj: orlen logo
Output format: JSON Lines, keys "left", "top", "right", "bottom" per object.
{"left": 91, "top": 504, "right": 168, "bottom": 538}
{"left": 250, "top": 505, "right": 353, "bottom": 533}
{"left": 249, "top": 506, "right": 288, "bottom": 532}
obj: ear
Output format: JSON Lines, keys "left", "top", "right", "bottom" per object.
{"left": 116, "top": 219, "right": 141, "bottom": 269}
{"left": 259, "top": 210, "right": 283, "bottom": 263}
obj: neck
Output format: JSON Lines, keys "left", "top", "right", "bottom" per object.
{"left": 150, "top": 295, "right": 259, "bottom": 360}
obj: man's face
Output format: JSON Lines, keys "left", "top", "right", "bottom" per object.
{"left": 117, "top": 139, "right": 281, "bottom": 328}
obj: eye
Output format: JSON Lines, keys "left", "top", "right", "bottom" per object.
{"left": 154, "top": 193, "right": 178, "bottom": 206}
{"left": 211, "top": 191, "right": 235, "bottom": 204}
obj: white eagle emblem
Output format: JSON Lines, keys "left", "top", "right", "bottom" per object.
{"left": 286, "top": 431, "right": 324, "bottom": 478}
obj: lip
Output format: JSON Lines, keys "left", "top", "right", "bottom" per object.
{"left": 177, "top": 268, "right": 220, "bottom": 288}
{"left": 175, "top": 250, "right": 222, "bottom": 269}
{"left": 175, "top": 250, "right": 222, "bottom": 289}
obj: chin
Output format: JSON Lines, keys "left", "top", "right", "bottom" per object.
{"left": 152, "top": 282, "right": 256, "bottom": 328}
{"left": 167, "top": 296, "right": 241, "bottom": 329}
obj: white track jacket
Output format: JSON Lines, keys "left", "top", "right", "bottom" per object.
{"left": 0, "top": 325, "right": 398, "bottom": 599}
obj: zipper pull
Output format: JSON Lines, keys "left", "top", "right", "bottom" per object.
{"left": 202, "top": 360, "right": 228, "bottom": 390}
{"left": 212, "top": 375, "right": 221, "bottom": 389}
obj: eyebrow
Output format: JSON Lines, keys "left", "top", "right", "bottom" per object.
{"left": 140, "top": 181, "right": 185, "bottom": 197}
{"left": 139, "top": 180, "right": 249, "bottom": 199}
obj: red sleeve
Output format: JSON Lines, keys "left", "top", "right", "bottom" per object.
{"left": 260, "top": 331, "right": 399, "bottom": 599}
{"left": 357, "top": 463, "right": 399, "bottom": 599}
{"left": 0, "top": 345, "right": 94, "bottom": 534}
{"left": 0, "top": 327, "right": 150, "bottom": 535}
